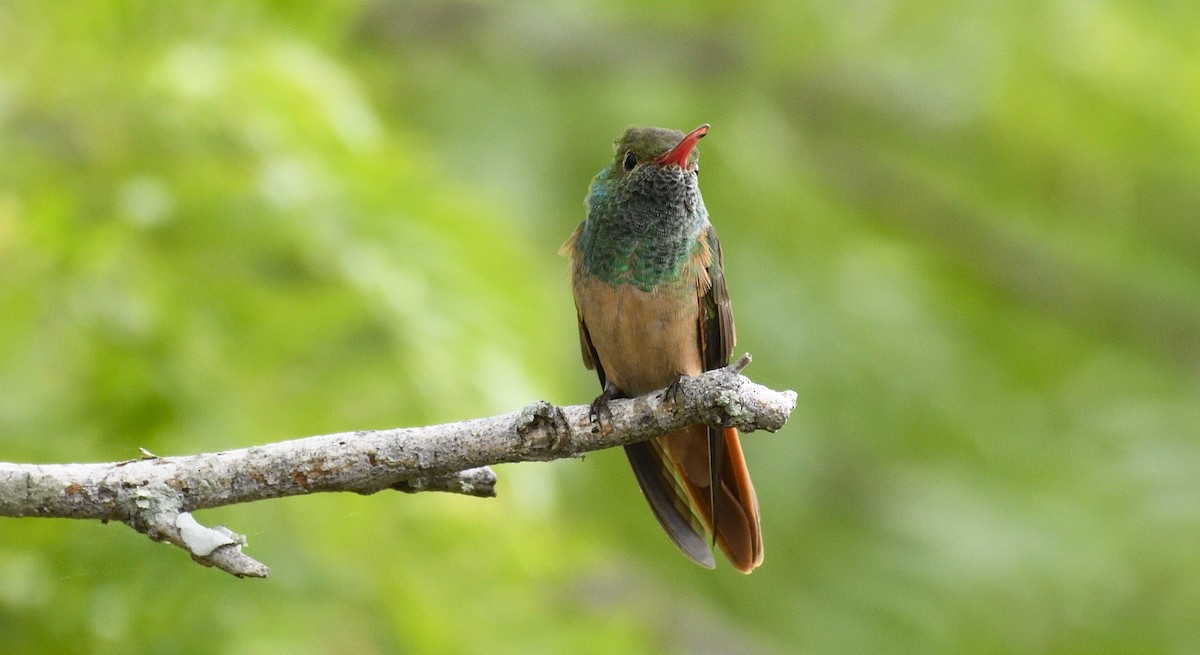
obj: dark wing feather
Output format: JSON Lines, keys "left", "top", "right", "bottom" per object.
{"left": 627, "top": 439, "right": 715, "bottom": 568}
{"left": 698, "top": 225, "right": 733, "bottom": 554}
{"left": 698, "top": 225, "right": 763, "bottom": 572}
{"left": 576, "top": 315, "right": 604, "bottom": 384}
{"left": 701, "top": 224, "right": 736, "bottom": 368}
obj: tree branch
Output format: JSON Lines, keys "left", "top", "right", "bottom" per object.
{"left": 0, "top": 356, "right": 796, "bottom": 578}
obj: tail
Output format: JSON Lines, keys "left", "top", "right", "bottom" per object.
{"left": 625, "top": 425, "right": 763, "bottom": 573}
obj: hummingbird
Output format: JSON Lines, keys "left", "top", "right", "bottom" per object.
{"left": 561, "top": 124, "right": 763, "bottom": 572}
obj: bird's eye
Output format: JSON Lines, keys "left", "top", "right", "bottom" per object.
{"left": 693, "top": 166, "right": 700, "bottom": 177}
{"left": 622, "top": 151, "right": 637, "bottom": 171}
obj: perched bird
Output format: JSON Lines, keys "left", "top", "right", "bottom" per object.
{"left": 561, "top": 124, "right": 763, "bottom": 572}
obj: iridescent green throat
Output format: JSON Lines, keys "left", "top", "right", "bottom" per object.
{"left": 578, "top": 165, "right": 709, "bottom": 292}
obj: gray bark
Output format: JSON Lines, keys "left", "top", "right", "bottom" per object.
{"left": 0, "top": 357, "right": 795, "bottom": 578}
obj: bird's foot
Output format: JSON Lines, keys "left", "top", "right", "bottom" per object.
{"left": 588, "top": 384, "right": 620, "bottom": 434}
{"left": 661, "top": 375, "right": 688, "bottom": 408}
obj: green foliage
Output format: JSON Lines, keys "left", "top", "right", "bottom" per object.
{"left": 2, "top": 1, "right": 1198, "bottom": 653}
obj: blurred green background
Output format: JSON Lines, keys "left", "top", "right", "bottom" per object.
{"left": 2, "top": 1, "right": 1198, "bottom": 653}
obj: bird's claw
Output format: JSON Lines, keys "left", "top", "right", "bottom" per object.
{"left": 589, "top": 386, "right": 618, "bottom": 434}
{"left": 661, "top": 375, "right": 687, "bottom": 407}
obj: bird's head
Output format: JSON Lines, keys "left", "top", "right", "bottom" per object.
{"left": 588, "top": 124, "right": 709, "bottom": 215}
{"left": 610, "top": 123, "right": 708, "bottom": 175}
